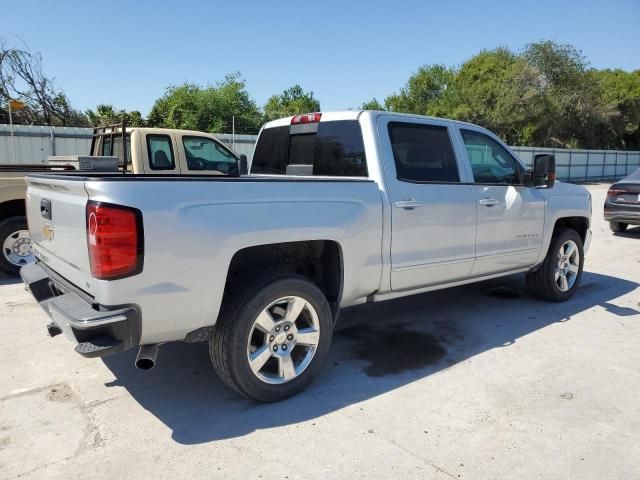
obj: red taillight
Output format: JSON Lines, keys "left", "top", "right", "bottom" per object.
{"left": 607, "top": 187, "right": 627, "bottom": 199}
{"left": 86, "top": 202, "right": 143, "bottom": 280}
{"left": 291, "top": 112, "right": 322, "bottom": 125}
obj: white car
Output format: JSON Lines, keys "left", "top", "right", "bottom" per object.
{"left": 22, "top": 111, "right": 592, "bottom": 402}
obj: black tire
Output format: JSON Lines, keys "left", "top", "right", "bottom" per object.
{"left": 609, "top": 221, "right": 628, "bottom": 233}
{"left": 526, "top": 228, "right": 584, "bottom": 302}
{"left": 0, "top": 216, "right": 30, "bottom": 276}
{"left": 210, "top": 274, "right": 333, "bottom": 402}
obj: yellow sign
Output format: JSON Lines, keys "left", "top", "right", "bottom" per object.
{"left": 9, "top": 100, "right": 26, "bottom": 110}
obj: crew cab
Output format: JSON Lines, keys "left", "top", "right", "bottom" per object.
{"left": 0, "top": 124, "right": 240, "bottom": 275}
{"left": 21, "top": 111, "right": 592, "bottom": 402}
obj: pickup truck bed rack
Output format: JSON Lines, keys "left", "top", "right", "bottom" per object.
{"left": 90, "top": 120, "right": 129, "bottom": 172}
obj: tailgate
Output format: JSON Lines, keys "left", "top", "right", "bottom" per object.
{"left": 26, "top": 176, "right": 94, "bottom": 293}
{"left": 613, "top": 183, "right": 640, "bottom": 205}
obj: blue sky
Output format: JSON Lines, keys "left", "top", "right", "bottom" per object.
{"left": 4, "top": 0, "right": 639, "bottom": 115}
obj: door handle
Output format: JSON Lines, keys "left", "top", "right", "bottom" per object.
{"left": 478, "top": 197, "right": 499, "bottom": 206}
{"left": 394, "top": 199, "right": 423, "bottom": 209}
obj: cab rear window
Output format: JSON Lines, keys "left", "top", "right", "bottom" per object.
{"left": 252, "top": 120, "right": 367, "bottom": 177}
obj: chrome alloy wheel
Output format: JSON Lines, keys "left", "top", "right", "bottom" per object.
{"left": 2, "top": 230, "right": 34, "bottom": 267}
{"left": 247, "top": 296, "right": 321, "bottom": 384}
{"left": 555, "top": 239, "right": 580, "bottom": 292}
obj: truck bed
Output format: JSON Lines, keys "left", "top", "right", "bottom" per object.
{"left": 25, "top": 172, "right": 383, "bottom": 344}
{"left": 26, "top": 172, "right": 375, "bottom": 182}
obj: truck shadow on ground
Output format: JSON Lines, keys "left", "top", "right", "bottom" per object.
{"left": 101, "top": 270, "right": 639, "bottom": 445}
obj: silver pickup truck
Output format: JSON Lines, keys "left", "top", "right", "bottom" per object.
{"left": 21, "top": 111, "right": 592, "bottom": 402}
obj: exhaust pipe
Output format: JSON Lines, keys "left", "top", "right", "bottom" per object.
{"left": 135, "top": 344, "right": 159, "bottom": 370}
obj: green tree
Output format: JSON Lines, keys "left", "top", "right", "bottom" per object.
{"left": 85, "top": 104, "right": 145, "bottom": 127}
{"left": 125, "top": 110, "right": 145, "bottom": 127}
{"left": 147, "top": 73, "right": 261, "bottom": 134}
{"left": 451, "top": 48, "right": 544, "bottom": 145}
{"left": 263, "top": 85, "right": 320, "bottom": 121}
{"left": 591, "top": 69, "right": 640, "bottom": 149}
{"left": 384, "top": 64, "right": 455, "bottom": 116}
{"left": 523, "top": 40, "right": 610, "bottom": 148}
{"left": 85, "top": 104, "right": 116, "bottom": 126}
{"left": 380, "top": 40, "right": 638, "bottom": 149}
{"left": 360, "top": 98, "right": 385, "bottom": 110}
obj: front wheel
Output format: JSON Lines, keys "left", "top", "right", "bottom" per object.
{"left": 0, "top": 216, "right": 35, "bottom": 276}
{"left": 526, "top": 228, "right": 584, "bottom": 302}
{"left": 210, "top": 275, "right": 333, "bottom": 402}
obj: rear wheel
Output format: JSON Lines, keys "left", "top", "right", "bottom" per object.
{"left": 0, "top": 216, "right": 34, "bottom": 276}
{"left": 526, "top": 228, "right": 584, "bottom": 302}
{"left": 609, "top": 221, "right": 628, "bottom": 233}
{"left": 210, "top": 274, "right": 333, "bottom": 402}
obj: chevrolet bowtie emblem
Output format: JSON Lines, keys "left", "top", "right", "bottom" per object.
{"left": 42, "top": 224, "right": 55, "bottom": 241}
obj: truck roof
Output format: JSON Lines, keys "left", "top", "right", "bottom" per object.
{"left": 95, "top": 126, "right": 229, "bottom": 139}
{"left": 261, "top": 110, "right": 484, "bottom": 130}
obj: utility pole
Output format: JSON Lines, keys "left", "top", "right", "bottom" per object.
{"left": 232, "top": 115, "right": 235, "bottom": 150}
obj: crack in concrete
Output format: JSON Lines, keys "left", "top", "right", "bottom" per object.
{"left": 9, "top": 455, "right": 74, "bottom": 479}
{"left": 1, "top": 382, "right": 111, "bottom": 478}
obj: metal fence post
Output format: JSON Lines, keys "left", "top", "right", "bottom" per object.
{"left": 531, "top": 148, "right": 535, "bottom": 171}
{"left": 568, "top": 151, "right": 573, "bottom": 181}
{"left": 585, "top": 151, "right": 589, "bottom": 182}
{"left": 625, "top": 152, "right": 629, "bottom": 176}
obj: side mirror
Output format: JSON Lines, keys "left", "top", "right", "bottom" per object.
{"left": 239, "top": 154, "right": 248, "bottom": 175}
{"left": 527, "top": 154, "right": 556, "bottom": 188}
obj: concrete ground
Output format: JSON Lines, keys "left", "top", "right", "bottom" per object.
{"left": 1, "top": 183, "right": 639, "bottom": 480}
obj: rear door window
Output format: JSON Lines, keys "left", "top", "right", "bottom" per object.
{"left": 252, "top": 120, "right": 367, "bottom": 177}
{"left": 388, "top": 122, "right": 460, "bottom": 182}
{"left": 147, "top": 135, "right": 175, "bottom": 170}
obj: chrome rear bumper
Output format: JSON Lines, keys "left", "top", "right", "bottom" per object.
{"left": 21, "top": 262, "right": 140, "bottom": 358}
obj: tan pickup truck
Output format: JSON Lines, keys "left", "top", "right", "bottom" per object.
{"left": 0, "top": 124, "right": 244, "bottom": 275}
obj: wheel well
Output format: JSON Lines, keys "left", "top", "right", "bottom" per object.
{"left": 553, "top": 216, "right": 589, "bottom": 243}
{"left": 0, "top": 200, "right": 26, "bottom": 222}
{"left": 225, "top": 240, "right": 343, "bottom": 312}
